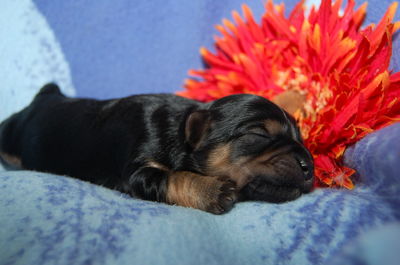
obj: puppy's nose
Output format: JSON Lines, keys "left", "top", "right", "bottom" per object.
{"left": 297, "top": 158, "right": 313, "bottom": 181}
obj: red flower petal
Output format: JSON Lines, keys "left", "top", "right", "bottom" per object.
{"left": 178, "top": 0, "right": 400, "bottom": 189}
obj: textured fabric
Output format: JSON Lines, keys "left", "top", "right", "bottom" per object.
{"left": 328, "top": 223, "right": 400, "bottom": 265}
{"left": 32, "top": 0, "right": 400, "bottom": 99}
{"left": 1, "top": 123, "right": 400, "bottom": 265}
{"left": 0, "top": 0, "right": 75, "bottom": 124}
{"left": 1, "top": 0, "right": 400, "bottom": 264}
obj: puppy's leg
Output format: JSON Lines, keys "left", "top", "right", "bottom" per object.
{"left": 125, "top": 167, "right": 237, "bottom": 214}
{"left": 166, "top": 172, "right": 237, "bottom": 214}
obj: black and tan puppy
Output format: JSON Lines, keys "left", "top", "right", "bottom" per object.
{"left": 0, "top": 83, "right": 314, "bottom": 214}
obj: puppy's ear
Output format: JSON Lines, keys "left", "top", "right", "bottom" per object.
{"left": 185, "top": 110, "right": 211, "bottom": 149}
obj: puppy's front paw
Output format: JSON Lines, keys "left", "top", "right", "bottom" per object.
{"left": 166, "top": 172, "right": 238, "bottom": 214}
{"left": 205, "top": 177, "right": 238, "bottom": 214}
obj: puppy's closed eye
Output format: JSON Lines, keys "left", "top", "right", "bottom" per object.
{"left": 234, "top": 130, "right": 271, "bottom": 156}
{"left": 237, "top": 128, "right": 270, "bottom": 143}
{"left": 237, "top": 134, "right": 266, "bottom": 145}
{"left": 247, "top": 127, "right": 270, "bottom": 138}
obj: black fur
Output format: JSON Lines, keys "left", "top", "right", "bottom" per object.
{"left": 0, "top": 83, "right": 314, "bottom": 213}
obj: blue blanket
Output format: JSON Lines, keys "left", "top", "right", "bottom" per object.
{"left": 1, "top": 0, "right": 400, "bottom": 264}
{"left": 1, "top": 124, "right": 400, "bottom": 265}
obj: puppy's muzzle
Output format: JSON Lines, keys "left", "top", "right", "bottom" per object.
{"left": 240, "top": 142, "right": 314, "bottom": 203}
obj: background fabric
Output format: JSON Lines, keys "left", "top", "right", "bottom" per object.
{"left": 31, "top": 0, "right": 400, "bottom": 99}
{"left": 0, "top": 0, "right": 75, "bottom": 124}
{"left": 1, "top": 0, "right": 400, "bottom": 264}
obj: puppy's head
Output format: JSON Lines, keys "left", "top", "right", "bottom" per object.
{"left": 185, "top": 94, "right": 314, "bottom": 203}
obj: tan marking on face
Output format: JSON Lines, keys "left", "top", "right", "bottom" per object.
{"left": 206, "top": 144, "right": 231, "bottom": 172}
{"left": 206, "top": 144, "right": 256, "bottom": 188}
{"left": 264, "top": 119, "right": 285, "bottom": 135}
{"left": 205, "top": 143, "right": 291, "bottom": 189}
{"left": 0, "top": 152, "right": 22, "bottom": 168}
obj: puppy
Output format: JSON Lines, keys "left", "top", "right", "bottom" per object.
{"left": 0, "top": 83, "right": 314, "bottom": 214}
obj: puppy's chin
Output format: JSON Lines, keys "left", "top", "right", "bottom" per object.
{"left": 239, "top": 178, "right": 313, "bottom": 203}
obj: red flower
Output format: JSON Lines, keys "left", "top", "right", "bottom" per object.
{"left": 178, "top": 0, "right": 400, "bottom": 189}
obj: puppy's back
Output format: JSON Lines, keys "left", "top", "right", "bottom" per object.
{"left": 0, "top": 83, "right": 64, "bottom": 169}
